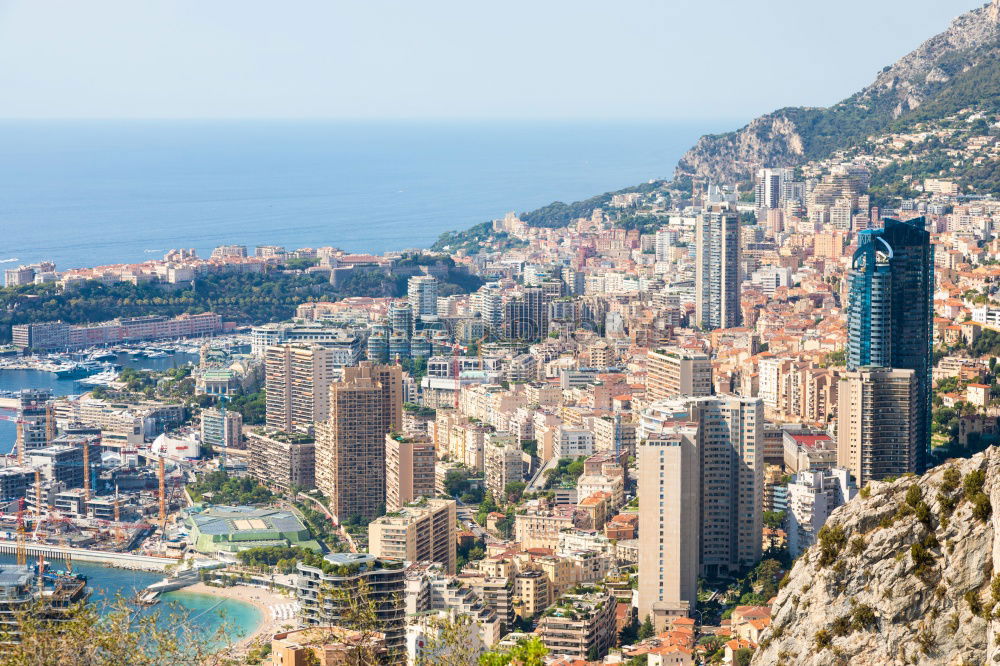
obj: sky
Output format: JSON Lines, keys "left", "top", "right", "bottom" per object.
{"left": 0, "top": 0, "right": 980, "bottom": 121}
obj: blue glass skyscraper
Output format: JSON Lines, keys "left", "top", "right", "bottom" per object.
{"left": 846, "top": 217, "right": 933, "bottom": 472}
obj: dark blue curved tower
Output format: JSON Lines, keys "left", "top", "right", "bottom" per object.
{"left": 847, "top": 217, "right": 933, "bottom": 472}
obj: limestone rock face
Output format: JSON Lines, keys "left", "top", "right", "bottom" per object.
{"left": 675, "top": 0, "right": 1000, "bottom": 183}
{"left": 751, "top": 447, "right": 1000, "bottom": 666}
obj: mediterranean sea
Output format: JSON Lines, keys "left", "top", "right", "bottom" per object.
{"left": 0, "top": 119, "right": 735, "bottom": 270}
{"left": 0, "top": 554, "right": 262, "bottom": 648}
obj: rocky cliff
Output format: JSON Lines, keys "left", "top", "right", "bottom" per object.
{"left": 676, "top": 0, "right": 1000, "bottom": 183}
{"left": 751, "top": 447, "right": 1000, "bottom": 665}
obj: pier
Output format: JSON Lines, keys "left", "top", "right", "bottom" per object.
{"left": 0, "top": 540, "right": 179, "bottom": 571}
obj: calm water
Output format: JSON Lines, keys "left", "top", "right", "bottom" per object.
{"left": 0, "top": 120, "right": 731, "bottom": 269}
{"left": 0, "top": 351, "right": 197, "bottom": 453}
{"left": 0, "top": 554, "right": 261, "bottom": 648}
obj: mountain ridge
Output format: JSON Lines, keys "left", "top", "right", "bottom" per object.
{"left": 675, "top": 0, "right": 1000, "bottom": 183}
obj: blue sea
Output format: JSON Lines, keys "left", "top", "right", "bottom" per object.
{"left": 0, "top": 554, "right": 261, "bottom": 649}
{"left": 0, "top": 119, "right": 731, "bottom": 270}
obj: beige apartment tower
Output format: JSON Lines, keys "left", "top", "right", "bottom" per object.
{"left": 368, "top": 498, "right": 457, "bottom": 573}
{"left": 384, "top": 434, "right": 436, "bottom": 511}
{"left": 646, "top": 348, "right": 712, "bottom": 401}
{"left": 264, "top": 343, "right": 337, "bottom": 432}
{"left": 315, "top": 362, "right": 403, "bottom": 520}
{"left": 639, "top": 393, "right": 764, "bottom": 616}
{"left": 837, "top": 367, "right": 918, "bottom": 487}
{"left": 637, "top": 424, "right": 700, "bottom": 628}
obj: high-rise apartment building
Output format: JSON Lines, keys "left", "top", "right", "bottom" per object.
{"left": 646, "top": 348, "right": 712, "bottom": 401}
{"left": 407, "top": 276, "right": 439, "bottom": 318}
{"left": 368, "top": 499, "right": 457, "bottom": 573}
{"left": 385, "top": 434, "right": 436, "bottom": 511}
{"left": 637, "top": 423, "right": 700, "bottom": 626}
{"left": 638, "top": 395, "right": 763, "bottom": 625}
{"left": 846, "top": 217, "right": 932, "bottom": 472}
{"left": 296, "top": 553, "right": 406, "bottom": 663}
{"left": 200, "top": 407, "right": 243, "bottom": 450}
{"left": 695, "top": 205, "right": 742, "bottom": 331}
{"left": 315, "top": 362, "right": 403, "bottom": 520}
{"left": 246, "top": 430, "right": 316, "bottom": 492}
{"left": 264, "top": 344, "right": 336, "bottom": 432}
{"left": 503, "top": 286, "right": 549, "bottom": 341}
{"left": 755, "top": 168, "right": 790, "bottom": 210}
{"left": 837, "top": 367, "right": 919, "bottom": 486}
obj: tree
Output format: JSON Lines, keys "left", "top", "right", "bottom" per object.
{"left": 504, "top": 482, "right": 527, "bottom": 505}
{"left": 479, "top": 636, "right": 549, "bottom": 665}
{"left": 0, "top": 594, "right": 232, "bottom": 665}
{"left": 638, "top": 615, "right": 655, "bottom": 640}
{"left": 733, "top": 647, "right": 754, "bottom": 666}
{"left": 762, "top": 510, "right": 785, "bottom": 529}
{"left": 414, "top": 614, "right": 484, "bottom": 666}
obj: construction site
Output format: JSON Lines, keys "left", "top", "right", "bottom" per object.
{"left": 0, "top": 389, "right": 192, "bottom": 565}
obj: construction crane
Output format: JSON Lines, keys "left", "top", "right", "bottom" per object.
{"left": 15, "top": 419, "right": 23, "bottom": 465}
{"left": 33, "top": 470, "right": 42, "bottom": 522}
{"left": 15, "top": 499, "right": 26, "bottom": 567}
{"left": 158, "top": 457, "right": 166, "bottom": 531}
{"left": 82, "top": 440, "right": 91, "bottom": 502}
{"left": 113, "top": 485, "right": 125, "bottom": 544}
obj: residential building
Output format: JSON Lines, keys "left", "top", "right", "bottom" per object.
{"left": 695, "top": 204, "right": 741, "bottom": 330}
{"left": 638, "top": 423, "right": 700, "bottom": 627}
{"left": 296, "top": 553, "right": 407, "bottom": 663}
{"left": 407, "top": 276, "right": 439, "bottom": 317}
{"left": 264, "top": 343, "right": 337, "bottom": 432}
{"left": 646, "top": 349, "right": 712, "bottom": 401}
{"left": 837, "top": 367, "right": 919, "bottom": 486}
{"left": 201, "top": 407, "right": 243, "bottom": 450}
{"left": 537, "top": 591, "right": 617, "bottom": 660}
{"left": 246, "top": 430, "right": 316, "bottom": 492}
{"left": 640, "top": 396, "right": 764, "bottom": 589}
{"left": 846, "top": 217, "right": 933, "bottom": 472}
{"left": 369, "top": 499, "right": 457, "bottom": 574}
{"left": 484, "top": 436, "right": 526, "bottom": 501}
{"left": 384, "top": 434, "right": 436, "bottom": 511}
{"left": 787, "top": 468, "right": 857, "bottom": 558}
{"left": 316, "top": 362, "right": 403, "bottom": 520}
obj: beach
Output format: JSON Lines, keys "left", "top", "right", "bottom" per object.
{"left": 182, "top": 582, "right": 299, "bottom": 655}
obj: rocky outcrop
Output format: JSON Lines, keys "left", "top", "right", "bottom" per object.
{"left": 751, "top": 447, "right": 1000, "bottom": 665}
{"left": 675, "top": 0, "right": 1000, "bottom": 182}
{"left": 674, "top": 114, "right": 805, "bottom": 184}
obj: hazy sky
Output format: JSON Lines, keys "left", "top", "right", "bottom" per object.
{"left": 0, "top": 0, "right": 978, "bottom": 121}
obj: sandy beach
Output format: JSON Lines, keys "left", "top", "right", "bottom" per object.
{"left": 183, "top": 582, "right": 300, "bottom": 655}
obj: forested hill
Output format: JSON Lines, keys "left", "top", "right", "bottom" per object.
{"left": 676, "top": 0, "right": 1000, "bottom": 183}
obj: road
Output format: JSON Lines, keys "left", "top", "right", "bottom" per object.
{"left": 296, "top": 492, "right": 358, "bottom": 553}
{"left": 456, "top": 499, "right": 499, "bottom": 544}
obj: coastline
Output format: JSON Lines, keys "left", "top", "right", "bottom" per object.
{"left": 179, "top": 582, "right": 298, "bottom": 654}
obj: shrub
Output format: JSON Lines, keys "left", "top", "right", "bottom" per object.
{"left": 860, "top": 484, "right": 871, "bottom": 499}
{"left": 830, "top": 616, "right": 851, "bottom": 636}
{"left": 914, "top": 501, "right": 932, "bottom": 527}
{"left": 817, "top": 525, "right": 848, "bottom": 567}
{"left": 905, "top": 485, "right": 922, "bottom": 508}
{"left": 938, "top": 492, "right": 957, "bottom": 518}
{"left": 940, "top": 466, "right": 961, "bottom": 493}
{"left": 911, "top": 543, "right": 935, "bottom": 576}
{"left": 850, "top": 536, "right": 866, "bottom": 556}
{"left": 972, "top": 492, "right": 992, "bottom": 522}
{"left": 965, "top": 589, "right": 984, "bottom": 617}
{"left": 814, "top": 629, "right": 832, "bottom": 650}
{"left": 850, "top": 604, "right": 877, "bottom": 631}
{"left": 963, "top": 469, "right": 986, "bottom": 499}
{"left": 778, "top": 572, "right": 791, "bottom": 590}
